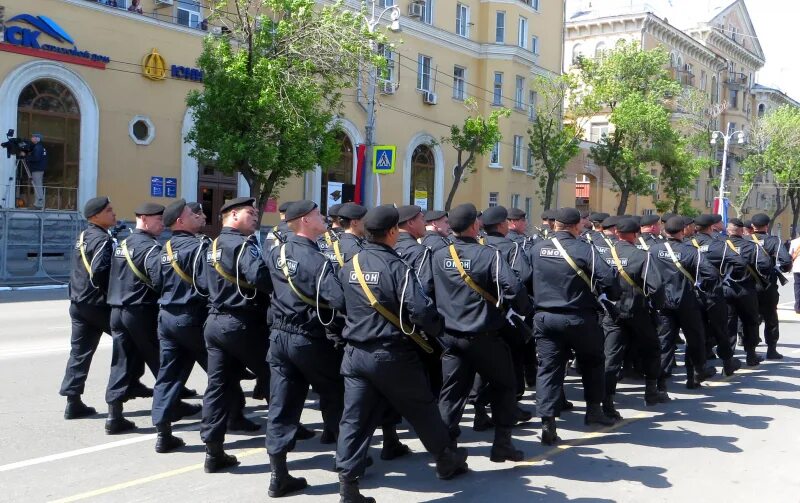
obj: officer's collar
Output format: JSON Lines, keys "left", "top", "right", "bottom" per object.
{"left": 288, "top": 234, "right": 317, "bottom": 246}
{"left": 487, "top": 231, "right": 506, "bottom": 238}
{"left": 396, "top": 232, "right": 417, "bottom": 242}
{"left": 87, "top": 222, "right": 107, "bottom": 232}
{"left": 340, "top": 232, "right": 362, "bottom": 241}
{"left": 553, "top": 230, "right": 575, "bottom": 239}
{"left": 362, "top": 241, "right": 398, "bottom": 254}
{"left": 133, "top": 228, "right": 159, "bottom": 238}
{"left": 171, "top": 230, "right": 195, "bottom": 237}
{"left": 453, "top": 236, "right": 479, "bottom": 243}
{"left": 220, "top": 226, "right": 245, "bottom": 236}
{"left": 666, "top": 236, "right": 683, "bottom": 242}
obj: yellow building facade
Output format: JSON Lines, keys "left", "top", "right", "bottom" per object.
{"left": 0, "top": 0, "right": 565, "bottom": 233}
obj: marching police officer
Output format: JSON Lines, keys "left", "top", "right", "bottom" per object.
{"left": 726, "top": 218, "right": 772, "bottom": 365}
{"left": 506, "top": 208, "right": 529, "bottom": 248}
{"left": 317, "top": 203, "right": 344, "bottom": 254}
{"left": 637, "top": 215, "right": 662, "bottom": 250}
{"left": 583, "top": 212, "right": 608, "bottom": 245}
{"left": 649, "top": 216, "right": 717, "bottom": 388}
{"left": 528, "top": 208, "right": 620, "bottom": 445}
{"left": 104, "top": 202, "right": 168, "bottom": 434}
{"left": 60, "top": 197, "right": 116, "bottom": 419}
{"left": 264, "top": 200, "right": 345, "bottom": 498}
{"left": 750, "top": 213, "right": 793, "bottom": 359}
{"left": 395, "top": 205, "right": 434, "bottom": 297}
{"left": 272, "top": 201, "right": 294, "bottom": 246}
{"left": 433, "top": 203, "right": 531, "bottom": 462}
{"left": 328, "top": 203, "right": 367, "bottom": 266}
{"left": 201, "top": 197, "right": 272, "bottom": 473}
{"left": 332, "top": 205, "right": 468, "bottom": 503}
{"left": 600, "top": 218, "right": 669, "bottom": 419}
{"left": 420, "top": 210, "right": 452, "bottom": 253}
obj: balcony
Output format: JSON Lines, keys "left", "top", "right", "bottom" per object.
{"left": 726, "top": 72, "right": 748, "bottom": 90}
{"left": 80, "top": 0, "right": 212, "bottom": 33}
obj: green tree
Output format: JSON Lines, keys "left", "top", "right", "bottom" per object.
{"left": 186, "top": 0, "right": 384, "bottom": 222}
{"left": 527, "top": 74, "right": 584, "bottom": 210}
{"left": 574, "top": 41, "right": 681, "bottom": 215}
{"left": 653, "top": 132, "right": 701, "bottom": 216}
{"left": 441, "top": 98, "right": 510, "bottom": 211}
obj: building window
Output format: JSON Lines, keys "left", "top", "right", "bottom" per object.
{"left": 590, "top": 123, "right": 609, "bottom": 143}
{"left": 378, "top": 44, "right": 395, "bottom": 84}
{"left": 495, "top": 11, "right": 505, "bottom": 43}
{"left": 730, "top": 89, "right": 738, "bottom": 109}
{"left": 489, "top": 142, "right": 501, "bottom": 166}
{"left": 379, "top": 0, "right": 395, "bottom": 6}
{"left": 421, "top": 0, "right": 433, "bottom": 24}
{"left": 694, "top": 179, "right": 700, "bottom": 199}
{"left": 758, "top": 103, "right": 766, "bottom": 117}
{"left": 594, "top": 42, "right": 606, "bottom": 59}
{"left": 511, "top": 193, "right": 520, "bottom": 209}
{"left": 514, "top": 76, "right": 525, "bottom": 110}
{"left": 417, "top": 54, "right": 432, "bottom": 92}
{"left": 642, "top": 209, "right": 655, "bottom": 216}
{"left": 518, "top": 17, "right": 528, "bottom": 49}
{"left": 572, "top": 43, "right": 582, "bottom": 64}
{"left": 711, "top": 76, "right": 718, "bottom": 103}
{"left": 532, "top": 0, "right": 540, "bottom": 10}
{"left": 526, "top": 148, "right": 534, "bottom": 174}
{"left": 700, "top": 70, "right": 707, "bottom": 92}
{"left": 177, "top": 0, "right": 201, "bottom": 29}
{"left": 728, "top": 122, "right": 737, "bottom": 135}
{"left": 525, "top": 197, "right": 533, "bottom": 223}
{"left": 513, "top": 135, "right": 523, "bottom": 169}
{"left": 493, "top": 72, "right": 503, "bottom": 105}
{"left": 528, "top": 90, "right": 538, "bottom": 121}
{"left": 129, "top": 115, "right": 155, "bottom": 145}
{"left": 488, "top": 192, "right": 499, "bottom": 208}
{"left": 456, "top": 3, "right": 469, "bottom": 37}
{"left": 531, "top": 35, "right": 539, "bottom": 55}
{"left": 453, "top": 66, "right": 466, "bottom": 100}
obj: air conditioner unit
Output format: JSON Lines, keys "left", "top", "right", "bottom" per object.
{"left": 154, "top": 0, "right": 173, "bottom": 6}
{"left": 379, "top": 81, "right": 395, "bottom": 95}
{"left": 407, "top": 2, "right": 423, "bottom": 18}
{"left": 210, "top": 26, "right": 223, "bottom": 36}
{"left": 423, "top": 91, "right": 438, "bottom": 105}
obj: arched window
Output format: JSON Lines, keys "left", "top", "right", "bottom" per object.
{"left": 17, "top": 79, "right": 81, "bottom": 210}
{"left": 409, "top": 144, "right": 435, "bottom": 210}
{"left": 594, "top": 42, "right": 606, "bottom": 59}
{"left": 572, "top": 43, "right": 583, "bottom": 64}
{"left": 320, "top": 133, "right": 354, "bottom": 215}
{"left": 711, "top": 76, "right": 718, "bottom": 103}
{"left": 758, "top": 103, "right": 766, "bottom": 118}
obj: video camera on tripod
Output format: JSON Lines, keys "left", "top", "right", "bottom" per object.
{"left": 1, "top": 129, "right": 33, "bottom": 159}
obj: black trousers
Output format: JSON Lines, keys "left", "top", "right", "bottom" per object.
{"left": 534, "top": 311, "right": 604, "bottom": 418}
{"left": 105, "top": 305, "right": 160, "bottom": 404}
{"left": 728, "top": 293, "right": 761, "bottom": 350}
{"left": 601, "top": 309, "right": 660, "bottom": 396}
{"left": 266, "top": 330, "right": 343, "bottom": 455}
{"left": 200, "top": 312, "right": 269, "bottom": 444}
{"left": 60, "top": 302, "right": 111, "bottom": 397}
{"left": 336, "top": 343, "right": 449, "bottom": 481}
{"left": 757, "top": 285, "right": 781, "bottom": 346}
{"left": 471, "top": 327, "right": 526, "bottom": 408}
{"left": 702, "top": 298, "right": 734, "bottom": 361}
{"left": 794, "top": 273, "right": 800, "bottom": 312}
{"left": 656, "top": 306, "right": 706, "bottom": 376}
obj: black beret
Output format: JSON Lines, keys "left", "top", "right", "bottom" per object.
{"left": 220, "top": 197, "right": 255, "bottom": 214}
{"left": 589, "top": 212, "right": 609, "bottom": 223}
{"left": 682, "top": 216, "right": 695, "bottom": 226}
{"left": 398, "top": 205, "right": 423, "bottom": 224}
{"left": 162, "top": 199, "right": 187, "bottom": 227}
{"left": 338, "top": 203, "right": 368, "bottom": 220}
{"left": 742, "top": 219, "right": 752, "bottom": 228}
{"left": 580, "top": 210, "right": 591, "bottom": 219}
{"left": 278, "top": 201, "right": 293, "bottom": 213}
{"left": 616, "top": 217, "right": 640, "bottom": 233}
{"left": 640, "top": 215, "right": 660, "bottom": 226}
{"left": 450, "top": 203, "right": 479, "bottom": 232}
{"left": 424, "top": 210, "right": 448, "bottom": 222}
{"left": 508, "top": 208, "right": 527, "bottom": 220}
{"left": 729, "top": 218, "right": 744, "bottom": 228}
{"left": 187, "top": 202, "right": 203, "bottom": 214}
{"left": 84, "top": 196, "right": 110, "bottom": 219}
{"left": 285, "top": 200, "right": 317, "bottom": 221}
{"left": 328, "top": 203, "right": 342, "bottom": 218}
{"left": 364, "top": 205, "right": 399, "bottom": 232}
{"left": 556, "top": 207, "right": 581, "bottom": 225}
{"left": 135, "top": 202, "right": 165, "bottom": 216}
{"left": 751, "top": 213, "right": 770, "bottom": 227}
{"left": 712, "top": 214, "right": 723, "bottom": 223}
{"left": 542, "top": 209, "right": 557, "bottom": 220}
{"left": 665, "top": 216, "right": 686, "bottom": 234}
{"left": 632, "top": 215, "right": 642, "bottom": 224}
{"left": 482, "top": 206, "right": 508, "bottom": 226}
{"left": 601, "top": 215, "right": 619, "bottom": 229}
{"left": 694, "top": 214, "right": 716, "bottom": 228}
{"left": 661, "top": 212, "right": 676, "bottom": 223}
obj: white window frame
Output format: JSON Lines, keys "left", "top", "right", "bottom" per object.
{"left": 453, "top": 66, "right": 466, "bottom": 101}
{"left": 510, "top": 193, "right": 520, "bottom": 209}
{"left": 528, "top": 90, "right": 537, "bottom": 121}
{"left": 421, "top": 0, "right": 433, "bottom": 25}
{"left": 514, "top": 76, "right": 525, "bottom": 110}
{"left": 488, "top": 192, "right": 499, "bottom": 208}
{"left": 496, "top": 11, "right": 506, "bottom": 44}
{"left": 525, "top": 197, "right": 533, "bottom": 223}
{"left": 493, "top": 72, "right": 503, "bottom": 106}
{"left": 417, "top": 54, "right": 432, "bottom": 92}
{"left": 456, "top": 3, "right": 470, "bottom": 38}
{"left": 177, "top": 1, "right": 202, "bottom": 29}
{"left": 512, "top": 135, "right": 523, "bottom": 170}
{"left": 531, "top": 35, "right": 539, "bottom": 55}
{"left": 378, "top": 44, "right": 395, "bottom": 84}
{"left": 489, "top": 142, "right": 501, "bottom": 167}
{"left": 518, "top": 17, "right": 528, "bottom": 49}
{"left": 379, "top": 0, "right": 395, "bottom": 6}
{"left": 590, "top": 123, "right": 609, "bottom": 143}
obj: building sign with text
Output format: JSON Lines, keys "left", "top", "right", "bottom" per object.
{"left": 0, "top": 7, "right": 111, "bottom": 69}
{"left": 142, "top": 47, "right": 203, "bottom": 82}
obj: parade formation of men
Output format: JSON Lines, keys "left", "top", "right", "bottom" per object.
{"left": 61, "top": 195, "right": 793, "bottom": 502}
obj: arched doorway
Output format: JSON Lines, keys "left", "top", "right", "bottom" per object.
{"left": 320, "top": 133, "right": 354, "bottom": 215}
{"left": 197, "top": 164, "right": 238, "bottom": 237}
{"left": 410, "top": 144, "right": 435, "bottom": 210}
{"left": 16, "top": 79, "right": 80, "bottom": 210}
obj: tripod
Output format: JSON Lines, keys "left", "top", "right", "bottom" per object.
{"left": 0, "top": 158, "right": 29, "bottom": 209}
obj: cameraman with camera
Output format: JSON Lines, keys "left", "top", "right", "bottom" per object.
{"left": 20, "top": 133, "right": 47, "bottom": 208}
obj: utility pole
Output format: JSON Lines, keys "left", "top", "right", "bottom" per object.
{"left": 711, "top": 122, "right": 744, "bottom": 220}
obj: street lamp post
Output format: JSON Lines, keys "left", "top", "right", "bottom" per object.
{"left": 710, "top": 122, "right": 744, "bottom": 218}
{"left": 361, "top": 1, "right": 400, "bottom": 207}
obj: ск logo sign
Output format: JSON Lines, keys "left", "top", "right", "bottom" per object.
{"left": 5, "top": 14, "right": 74, "bottom": 48}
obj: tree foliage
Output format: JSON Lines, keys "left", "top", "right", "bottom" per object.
{"left": 186, "top": 0, "right": 384, "bottom": 222}
{"left": 440, "top": 98, "right": 510, "bottom": 211}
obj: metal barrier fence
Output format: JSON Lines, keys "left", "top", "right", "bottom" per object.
{"left": 1, "top": 184, "right": 79, "bottom": 211}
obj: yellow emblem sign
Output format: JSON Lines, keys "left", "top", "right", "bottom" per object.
{"left": 142, "top": 48, "right": 167, "bottom": 81}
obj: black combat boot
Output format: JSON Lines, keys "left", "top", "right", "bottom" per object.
{"left": 294, "top": 423, "right": 315, "bottom": 441}
{"left": 523, "top": 363, "right": 537, "bottom": 388}
{"left": 105, "top": 401, "right": 136, "bottom": 434}
{"left": 766, "top": 345, "right": 784, "bottom": 360}
{"left": 541, "top": 417, "right": 560, "bottom": 446}
{"left": 125, "top": 381, "right": 153, "bottom": 399}
{"left": 227, "top": 415, "right": 261, "bottom": 432}
{"left": 204, "top": 441, "right": 239, "bottom": 473}
{"left": 435, "top": 446, "right": 468, "bottom": 480}
{"left": 380, "top": 424, "right": 411, "bottom": 460}
{"left": 515, "top": 405, "right": 534, "bottom": 424}
{"left": 585, "top": 403, "right": 615, "bottom": 426}
{"left": 723, "top": 357, "right": 742, "bottom": 376}
{"left": 155, "top": 423, "right": 185, "bottom": 453}
{"left": 171, "top": 401, "right": 202, "bottom": 421}
{"left": 472, "top": 403, "right": 494, "bottom": 432}
{"left": 685, "top": 363, "right": 699, "bottom": 389}
{"left": 320, "top": 428, "right": 337, "bottom": 444}
{"left": 745, "top": 349, "right": 763, "bottom": 366}
{"left": 489, "top": 426, "right": 524, "bottom": 462}
{"left": 179, "top": 386, "right": 198, "bottom": 398}
{"left": 602, "top": 395, "right": 622, "bottom": 421}
{"left": 64, "top": 395, "right": 96, "bottom": 420}
{"left": 339, "top": 475, "right": 375, "bottom": 503}
{"left": 644, "top": 379, "right": 670, "bottom": 406}
{"left": 267, "top": 453, "right": 308, "bottom": 498}
{"left": 656, "top": 378, "right": 672, "bottom": 398}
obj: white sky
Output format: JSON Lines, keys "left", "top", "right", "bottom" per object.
{"left": 747, "top": 0, "right": 800, "bottom": 99}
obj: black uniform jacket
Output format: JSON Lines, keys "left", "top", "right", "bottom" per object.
{"left": 610, "top": 239, "right": 666, "bottom": 317}
{"left": 69, "top": 223, "right": 112, "bottom": 306}
{"left": 394, "top": 232, "right": 434, "bottom": 298}
{"left": 648, "top": 237, "right": 717, "bottom": 310}
{"left": 107, "top": 229, "right": 161, "bottom": 307}
{"left": 151, "top": 230, "right": 209, "bottom": 308}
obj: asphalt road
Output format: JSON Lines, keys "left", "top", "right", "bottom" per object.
{"left": 1, "top": 283, "right": 799, "bottom": 502}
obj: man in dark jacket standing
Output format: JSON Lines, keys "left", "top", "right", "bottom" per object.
{"left": 25, "top": 133, "right": 47, "bottom": 208}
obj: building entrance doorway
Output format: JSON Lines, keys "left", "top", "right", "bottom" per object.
{"left": 198, "top": 165, "right": 238, "bottom": 237}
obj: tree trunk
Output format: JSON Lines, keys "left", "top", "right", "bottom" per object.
{"left": 769, "top": 185, "right": 789, "bottom": 234}
{"left": 790, "top": 188, "right": 800, "bottom": 238}
{"left": 543, "top": 172, "right": 556, "bottom": 210}
{"left": 444, "top": 166, "right": 462, "bottom": 212}
{"left": 616, "top": 189, "right": 629, "bottom": 216}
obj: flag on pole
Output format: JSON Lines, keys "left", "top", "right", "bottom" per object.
{"left": 714, "top": 196, "right": 729, "bottom": 228}
{"left": 354, "top": 144, "right": 366, "bottom": 205}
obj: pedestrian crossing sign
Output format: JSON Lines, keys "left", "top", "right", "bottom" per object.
{"left": 373, "top": 145, "right": 396, "bottom": 174}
